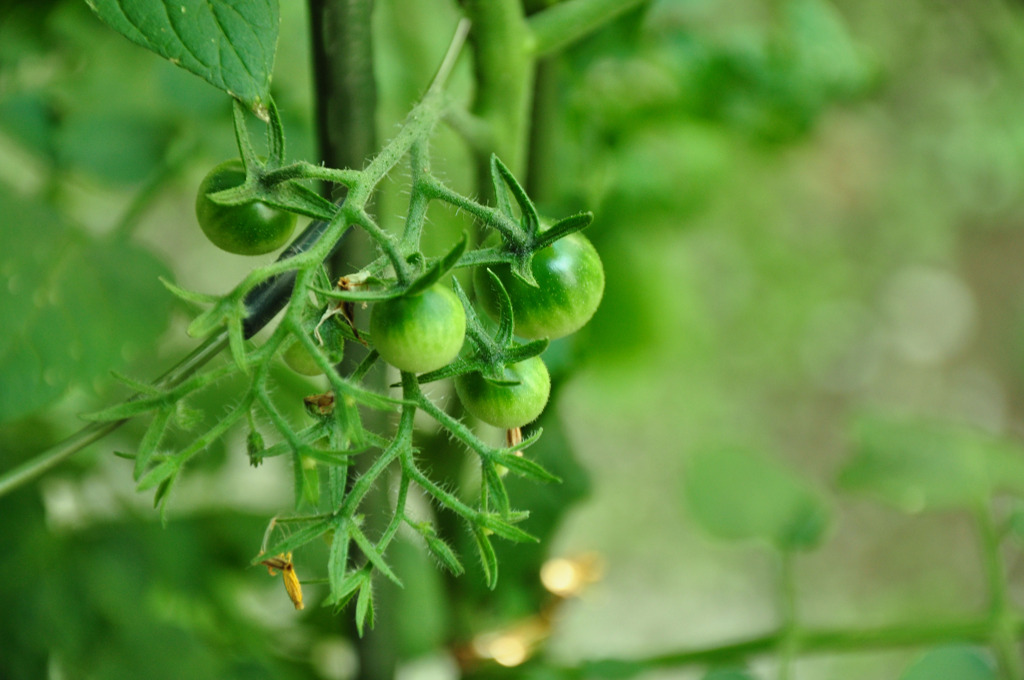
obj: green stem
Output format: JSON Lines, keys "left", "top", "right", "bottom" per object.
{"left": 527, "top": 0, "right": 649, "bottom": 58}
{"left": 0, "top": 331, "right": 228, "bottom": 499}
{"left": 111, "top": 135, "right": 196, "bottom": 241}
{"left": 463, "top": 0, "right": 534, "bottom": 193}
{"left": 552, "top": 618, "right": 1024, "bottom": 679}
{"left": 776, "top": 550, "right": 799, "bottom": 680}
{"left": 309, "top": 0, "right": 379, "bottom": 177}
{"left": 975, "top": 503, "right": 1024, "bottom": 680}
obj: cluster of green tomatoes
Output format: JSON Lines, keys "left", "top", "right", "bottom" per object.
{"left": 195, "top": 159, "right": 604, "bottom": 429}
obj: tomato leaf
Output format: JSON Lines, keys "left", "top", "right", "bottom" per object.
{"left": 0, "top": 189, "right": 173, "bottom": 425}
{"left": 327, "top": 519, "right": 351, "bottom": 595}
{"left": 838, "top": 416, "right": 1024, "bottom": 512}
{"left": 472, "top": 526, "right": 499, "bottom": 590}
{"left": 254, "top": 517, "right": 333, "bottom": 563}
{"left": 135, "top": 409, "right": 172, "bottom": 480}
{"left": 354, "top": 574, "right": 375, "bottom": 635}
{"left": 405, "top": 234, "right": 468, "bottom": 297}
{"left": 350, "top": 524, "right": 403, "bottom": 587}
{"left": 411, "top": 522, "right": 465, "bottom": 575}
{"left": 84, "top": 0, "right": 279, "bottom": 120}
{"left": 684, "top": 447, "right": 830, "bottom": 550}
{"left": 490, "top": 154, "right": 540, "bottom": 236}
{"left": 482, "top": 463, "right": 512, "bottom": 517}
{"left": 703, "top": 669, "right": 757, "bottom": 680}
{"left": 898, "top": 646, "right": 996, "bottom": 680}
{"left": 534, "top": 212, "right": 594, "bottom": 251}
{"left": 492, "top": 449, "right": 561, "bottom": 483}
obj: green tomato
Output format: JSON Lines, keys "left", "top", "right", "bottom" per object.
{"left": 369, "top": 284, "right": 466, "bottom": 373}
{"left": 454, "top": 356, "right": 551, "bottom": 429}
{"left": 475, "top": 231, "right": 605, "bottom": 340}
{"left": 195, "top": 159, "right": 297, "bottom": 255}
{"left": 282, "top": 340, "right": 326, "bottom": 376}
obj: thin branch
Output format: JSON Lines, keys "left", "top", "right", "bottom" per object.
{"left": 528, "top": 0, "right": 649, "bottom": 59}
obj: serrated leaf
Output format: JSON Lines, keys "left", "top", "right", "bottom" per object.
{"left": 838, "top": 417, "right": 1024, "bottom": 512}
{"left": 684, "top": 447, "right": 830, "bottom": 550}
{"left": 491, "top": 449, "right": 560, "bottom": 483}
{"left": 256, "top": 517, "right": 333, "bottom": 562}
{"left": 135, "top": 408, "right": 172, "bottom": 480}
{"left": 301, "top": 457, "right": 320, "bottom": 507}
{"left": 327, "top": 521, "right": 350, "bottom": 593}
{"left": 159, "top": 277, "right": 219, "bottom": 305}
{"left": 355, "top": 577, "right": 374, "bottom": 635}
{"left": 80, "top": 394, "right": 169, "bottom": 422}
{"left": 110, "top": 371, "right": 162, "bottom": 395}
{"left": 326, "top": 568, "right": 364, "bottom": 609}
{"left": 899, "top": 646, "right": 996, "bottom": 680}
{"left": 482, "top": 463, "right": 512, "bottom": 517}
{"left": 472, "top": 526, "right": 499, "bottom": 590}
{"left": 350, "top": 525, "right": 403, "bottom": 587}
{"left": 490, "top": 155, "right": 515, "bottom": 219}
{"left": 490, "top": 154, "right": 540, "bottom": 235}
{"left": 416, "top": 526, "right": 464, "bottom": 575}
{"left": 0, "top": 189, "right": 173, "bottom": 424}
{"left": 533, "top": 212, "right": 594, "bottom": 251}
{"left": 502, "top": 339, "right": 550, "bottom": 364}
{"left": 478, "top": 515, "right": 537, "bottom": 543}
{"left": 405, "top": 234, "right": 468, "bottom": 297}
{"left": 483, "top": 269, "right": 515, "bottom": 348}
{"left": 510, "top": 254, "right": 538, "bottom": 287}
{"left": 416, "top": 358, "right": 478, "bottom": 384}
{"left": 137, "top": 457, "right": 179, "bottom": 492}
{"left": 84, "top": 0, "right": 279, "bottom": 119}
{"left": 703, "top": 669, "right": 756, "bottom": 680}
{"left": 260, "top": 180, "right": 339, "bottom": 221}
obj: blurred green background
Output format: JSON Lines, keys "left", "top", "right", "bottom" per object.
{"left": 3, "top": 0, "right": 1024, "bottom": 678}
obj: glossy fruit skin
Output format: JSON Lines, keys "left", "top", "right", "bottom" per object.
{"left": 454, "top": 356, "right": 551, "bottom": 429}
{"left": 369, "top": 284, "right": 466, "bottom": 373}
{"left": 475, "top": 232, "right": 605, "bottom": 340}
{"left": 195, "top": 159, "right": 297, "bottom": 255}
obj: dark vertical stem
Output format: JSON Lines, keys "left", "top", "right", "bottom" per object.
{"left": 309, "top": 0, "right": 379, "bottom": 275}
{"left": 309, "top": 0, "right": 378, "bottom": 177}
{"left": 525, "top": 57, "right": 560, "bottom": 204}
{"left": 307, "top": 4, "right": 395, "bottom": 680}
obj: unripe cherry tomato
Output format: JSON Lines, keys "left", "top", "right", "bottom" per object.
{"left": 195, "top": 159, "right": 297, "bottom": 255}
{"left": 454, "top": 356, "right": 550, "bottom": 428}
{"left": 475, "top": 231, "right": 604, "bottom": 340}
{"left": 369, "top": 284, "right": 466, "bottom": 373}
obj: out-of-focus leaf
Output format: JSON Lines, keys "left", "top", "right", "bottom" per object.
{"left": 784, "top": 0, "right": 876, "bottom": 100}
{"left": 84, "top": 0, "right": 279, "bottom": 118}
{"left": 56, "top": 111, "right": 170, "bottom": 183}
{"left": 838, "top": 416, "right": 1024, "bottom": 512}
{"left": 0, "top": 188, "right": 173, "bottom": 424}
{"left": 899, "top": 646, "right": 996, "bottom": 680}
{"left": 703, "top": 669, "right": 756, "bottom": 680}
{"left": 684, "top": 447, "right": 830, "bottom": 550}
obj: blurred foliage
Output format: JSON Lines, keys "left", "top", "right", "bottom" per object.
{"left": 898, "top": 646, "right": 997, "bottom": 680}
{"left": 5, "top": 0, "right": 1024, "bottom": 678}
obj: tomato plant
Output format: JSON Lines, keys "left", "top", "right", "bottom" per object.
{"left": 369, "top": 284, "right": 466, "bottom": 374}
{"left": 195, "top": 159, "right": 297, "bottom": 256}
{"left": 454, "top": 356, "right": 551, "bottom": 429}
{"left": 281, "top": 339, "right": 327, "bottom": 376}
{"left": 475, "top": 231, "right": 605, "bottom": 339}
